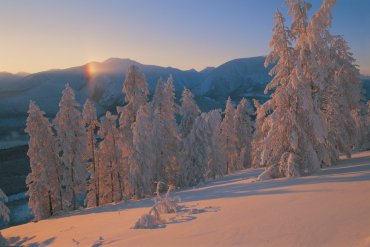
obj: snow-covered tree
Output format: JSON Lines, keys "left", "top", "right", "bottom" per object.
{"left": 234, "top": 98, "right": 254, "bottom": 169}
{"left": 179, "top": 88, "right": 201, "bottom": 138}
{"left": 328, "top": 35, "right": 364, "bottom": 151}
{"left": 219, "top": 97, "right": 238, "bottom": 174}
{"left": 257, "top": 1, "right": 326, "bottom": 178}
{"left": 53, "top": 84, "right": 87, "bottom": 210}
{"left": 264, "top": 9, "right": 294, "bottom": 94}
{"left": 130, "top": 103, "right": 155, "bottom": 198}
{"left": 98, "top": 112, "right": 124, "bottom": 204}
{"left": 26, "top": 101, "right": 63, "bottom": 219}
{"left": 205, "top": 110, "right": 226, "bottom": 180}
{"left": 257, "top": 0, "right": 364, "bottom": 179}
{"left": 163, "top": 76, "right": 181, "bottom": 184}
{"left": 151, "top": 76, "right": 180, "bottom": 185}
{"left": 180, "top": 109, "right": 225, "bottom": 185}
{"left": 82, "top": 99, "right": 100, "bottom": 207}
{"left": 0, "top": 188, "right": 9, "bottom": 223}
{"left": 252, "top": 99, "right": 269, "bottom": 168}
{"left": 151, "top": 78, "right": 166, "bottom": 183}
{"left": 117, "top": 65, "right": 149, "bottom": 198}
{"left": 180, "top": 113, "right": 208, "bottom": 186}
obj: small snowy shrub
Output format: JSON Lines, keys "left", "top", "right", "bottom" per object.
{"left": 133, "top": 207, "right": 162, "bottom": 229}
{"left": 153, "top": 183, "right": 180, "bottom": 214}
{"left": 133, "top": 183, "right": 181, "bottom": 229}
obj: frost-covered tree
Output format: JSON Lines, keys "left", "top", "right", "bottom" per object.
{"left": 151, "top": 78, "right": 166, "bottom": 183}
{"left": 234, "top": 98, "right": 254, "bottom": 169}
{"left": 26, "top": 101, "right": 63, "bottom": 219}
{"left": 98, "top": 112, "right": 124, "bottom": 204}
{"left": 0, "top": 188, "right": 10, "bottom": 223}
{"left": 257, "top": 1, "right": 326, "bottom": 178}
{"left": 163, "top": 77, "right": 181, "bottom": 184}
{"left": 130, "top": 103, "right": 155, "bottom": 198}
{"left": 329, "top": 35, "right": 364, "bottom": 151}
{"left": 180, "top": 113, "right": 208, "bottom": 186}
{"left": 219, "top": 97, "right": 238, "bottom": 174}
{"left": 257, "top": 0, "right": 364, "bottom": 179}
{"left": 53, "top": 84, "right": 87, "bottom": 210}
{"left": 151, "top": 76, "right": 180, "bottom": 185}
{"left": 205, "top": 110, "right": 226, "bottom": 180}
{"left": 264, "top": 9, "right": 294, "bottom": 94}
{"left": 180, "top": 109, "right": 225, "bottom": 185}
{"left": 117, "top": 65, "right": 149, "bottom": 198}
{"left": 179, "top": 88, "right": 201, "bottom": 138}
{"left": 252, "top": 99, "right": 269, "bottom": 168}
{"left": 82, "top": 99, "right": 100, "bottom": 207}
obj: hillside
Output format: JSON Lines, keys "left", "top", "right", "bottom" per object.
{"left": 2, "top": 151, "right": 370, "bottom": 247}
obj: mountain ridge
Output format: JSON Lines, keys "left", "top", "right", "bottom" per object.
{"left": 0, "top": 56, "right": 368, "bottom": 141}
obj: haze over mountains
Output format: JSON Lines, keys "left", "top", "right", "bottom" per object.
{"left": 0, "top": 56, "right": 368, "bottom": 142}
{"left": 0, "top": 56, "right": 271, "bottom": 140}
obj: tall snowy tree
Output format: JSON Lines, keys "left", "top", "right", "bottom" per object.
{"left": 219, "top": 97, "right": 238, "bottom": 174}
{"left": 26, "top": 101, "right": 63, "bottom": 219}
{"left": 0, "top": 188, "right": 10, "bottom": 223}
{"left": 257, "top": 0, "right": 363, "bottom": 179}
{"left": 252, "top": 99, "right": 270, "bottom": 168}
{"left": 53, "top": 84, "right": 88, "bottom": 210}
{"left": 130, "top": 103, "right": 155, "bottom": 198}
{"left": 257, "top": 2, "right": 325, "bottom": 178}
{"left": 180, "top": 112, "right": 210, "bottom": 186}
{"left": 151, "top": 76, "right": 180, "bottom": 185}
{"left": 163, "top": 76, "right": 181, "bottom": 184}
{"left": 234, "top": 98, "right": 254, "bottom": 169}
{"left": 205, "top": 110, "right": 226, "bottom": 180}
{"left": 117, "top": 65, "right": 149, "bottom": 198}
{"left": 82, "top": 99, "right": 100, "bottom": 207}
{"left": 180, "top": 109, "right": 225, "bottom": 185}
{"left": 98, "top": 112, "right": 125, "bottom": 204}
{"left": 328, "top": 35, "right": 364, "bottom": 152}
{"left": 179, "top": 88, "right": 201, "bottom": 138}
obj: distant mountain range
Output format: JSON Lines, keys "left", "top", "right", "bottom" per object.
{"left": 0, "top": 56, "right": 368, "bottom": 142}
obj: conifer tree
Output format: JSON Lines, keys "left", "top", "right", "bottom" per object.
{"left": 180, "top": 113, "right": 208, "bottom": 186}
{"left": 179, "top": 88, "right": 201, "bottom": 138}
{"left": 151, "top": 76, "right": 180, "bottom": 185}
{"left": 219, "top": 97, "right": 238, "bottom": 174}
{"left": 130, "top": 103, "right": 155, "bottom": 198}
{"left": 98, "top": 112, "right": 124, "bottom": 204}
{"left": 205, "top": 110, "right": 226, "bottom": 180}
{"left": 234, "top": 98, "right": 254, "bottom": 169}
{"left": 82, "top": 99, "right": 100, "bottom": 207}
{"left": 26, "top": 101, "right": 63, "bottom": 219}
{"left": 163, "top": 76, "right": 181, "bottom": 184}
{"left": 117, "top": 65, "right": 149, "bottom": 198}
{"left": 53, "top": 84, "right": 87, "bottom": 210}
{"left": 258, "top": 2, "right": 324, "bottom": 178}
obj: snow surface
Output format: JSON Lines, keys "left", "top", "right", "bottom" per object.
{"left": 2, "top": 151, "right": 370, "bottom": 247}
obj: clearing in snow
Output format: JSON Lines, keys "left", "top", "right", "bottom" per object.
{"left": 1, "top": 151, "right": 370, "bottom": 247}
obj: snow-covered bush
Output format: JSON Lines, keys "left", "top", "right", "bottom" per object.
{"left": 153, "top": 184, "right": 180, "bottom": 214}
{"left": 133, "top": 207, "right": 162, "bottom": 229}
{"left": 133, "top": 183, "right": 180, "bottom": 229}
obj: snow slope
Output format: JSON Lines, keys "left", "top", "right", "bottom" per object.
{"left": 2, "top": 151, "right": 370, "bottom": 247}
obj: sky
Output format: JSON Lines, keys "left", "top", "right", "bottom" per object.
{"left": 0, "top": 0, "right": 369, "bottom": 75}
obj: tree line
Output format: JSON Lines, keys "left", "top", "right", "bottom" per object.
{"left": 25, "top": 67, "right": 254, "bottom": 220}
